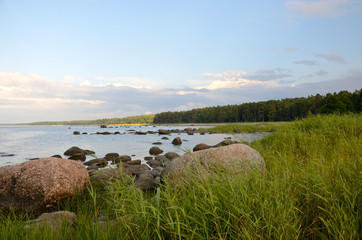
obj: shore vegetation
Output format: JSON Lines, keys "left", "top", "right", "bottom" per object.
{"left": 1, "top": 113, "right": 360, "bottom": 239}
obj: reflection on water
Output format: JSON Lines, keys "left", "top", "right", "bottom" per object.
{"left": 0, "top": 125, "right": 267, "bottom": 168}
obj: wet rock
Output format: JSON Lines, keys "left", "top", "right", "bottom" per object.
{"left": 64, "top": 146, "right": 84, "bottom": 156}
{"left": 0, "top": 157, "right": 90, "bottom": 212}
{"left": 152, "top": 142, "right": 163, "bottom": 145}
{"left": 149, "top": 146, "right": 163, "bottom": 155}
{"left": 158, "top": 129, "right": 171, "bottom": 135}
{"left": 127, "top": 160, "right": 141, "bottom": 165}
{"left": 147, "top": 160, "right": 162, "bottom": 168}
{"left": 68, "top": 153, "right": 86, "bottom": 161}
{"left": 135, "top": 131, "right": 147, "bottom": 135}
{"left": 73, "top": 131, "right": 80, "bottom": 135}
{"left": 144, "top": 156, "right": 153, "bottom": 161}
{"left": 84, "top": 158, "right": 108, "bottom": 168}
{"left": 164, "top": 152, "right": 180, "bottom": 160}
{"left": 104, "top": 153, "right": 120, "bottom": 161}
{"left": 118, "top": 155, "right": 132, "bottom": 163}
{"left": 187, "top": 132, "right": 194, "bottom": 135}
{"left": 123, "top": 164, "right": 150, "bottom": 176}
{"left": 51, "top": 155, "right": 62, "bottom": 159}
{"left": 193, "top": 143, "right": 210, "bottom": 152}
{"left": 100, "top": 125, "right": 107, "bottom": 128}
{"left": 82, "top": 132, "right": 88, "bottom": 135}
{"left": 161, "top": 137, "right": 169, "bottom": 140}
{"left": 172, "top": 137, "right": 182, "bottom": 145}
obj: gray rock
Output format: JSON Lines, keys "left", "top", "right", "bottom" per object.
{"left": 162, "top": 144, "right": 265, "bottom": 186}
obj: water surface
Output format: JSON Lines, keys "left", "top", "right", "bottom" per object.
{"left": 0, "top": 125, "right": 266, "bottom": 168}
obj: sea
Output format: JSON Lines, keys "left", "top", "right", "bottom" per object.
{"left": 0, "top": 125, "right": 267, "bottom": 168}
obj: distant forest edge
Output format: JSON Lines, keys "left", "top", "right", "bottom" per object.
{"left": 26, "top": 89, "right": 361, "bottom": 125}
{"left": 153, "top": 89, "right": 361, "bottom": 123}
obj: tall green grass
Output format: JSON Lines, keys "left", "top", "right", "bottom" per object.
{"left": 0, "top": 114, "right": 360, "bottom": 239}
{"left": 202, "top": 121, "right": 287, "bottom": 132}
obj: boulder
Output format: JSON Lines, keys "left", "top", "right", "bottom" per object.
{"left": 144, "top": 156, "right": 153, "bottom": 161}
{"left": 161, "top": 137, "right": 169, "bottom": 140}
{"left": 127, "top": 160, "right": 141, "bottom": 165}
{"left": 158, "top": 129, "right": 171, "bottom": 135}
{"left": 135, "top": 177, "right": 158, "bottom": 192}
{"left": 84, "top": 158, "right": 108, "bottom": 168}
{"left": 26, "top": 211, "right": 76, "bottom": 230}
{"left": 73, "top": 131, "right": 80, "bottom": 135}
{"left": 100, "top": 125, "right": 107, "bottom": 128}
{"left": 149, "top": 146, "right": 163, "bottom": 155}
{"left": 68, "top": 153, "right": 86, "bottom": 161}
{"left": 90, "top": 167, "right": 131, "bottom": 184}
{"left": 147, "top": 160, "right": 162, "bottom": 168}
{"left": 193, "top": 143, "right": 210, "bottom": 152}
{"left": 104, "top": 153, "right": 119, "bottom": 161}
{"left": 172, "top": 137, "right": 182, "bottom": 145}
{"left": 0, "top": 157, "right": 90, "bottom": 212}
{"left": 123, "top": 164, "right": 150, "bottom": 176}
{"left": 162, "top": 144, "right": 265, "bottom": 186}
{"left": 119, "top": 155, "right": 132, "bottom": 163}
{"left": 165, "top": 152, "right": 180, "bottom": 160}
{"left": 64, "top": 146, "right": 84, "bottom": 156}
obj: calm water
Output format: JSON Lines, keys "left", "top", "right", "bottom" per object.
{"left": 0, "top": 125, "right": 266, "bottom": 168}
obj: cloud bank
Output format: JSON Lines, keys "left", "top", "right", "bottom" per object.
{"left": 0, "top": 70, "right": 361, "bottom": 123}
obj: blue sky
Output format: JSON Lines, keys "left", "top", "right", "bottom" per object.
{"left": 0, "top": 0, "right": 361, "bottom": 123}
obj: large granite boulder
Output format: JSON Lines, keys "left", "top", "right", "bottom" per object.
{"left": 0, "top": 157, "right": 90, "bottom": 212}
{"left": 161, "top": 144, "right": 265, "bottom": 186}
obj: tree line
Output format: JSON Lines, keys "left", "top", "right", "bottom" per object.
{"left": 153, "top": 89, "right": 361, "bottom": 124}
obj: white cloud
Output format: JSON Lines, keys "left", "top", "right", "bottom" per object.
{"left": 195, "top": 71, "right": 280, "bottom": 91}
{"left": 286, "top": 0, "right": 351, "bottom": 18}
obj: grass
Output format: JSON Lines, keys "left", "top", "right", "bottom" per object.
{"left": 0, "top": 113, "right": 360, "bottom": 239}
{"left": 200, "top": 121, "right": 288, "bottom": 133}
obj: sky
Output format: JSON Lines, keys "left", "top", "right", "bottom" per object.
{"left": 0, "top": 0, "right": 361, "bottom": 123}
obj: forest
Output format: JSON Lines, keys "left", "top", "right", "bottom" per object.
{"left": 26, "top": 90, "right": 361, "bottom": 125}
{"left": 153, "top": 89, "right": 361, "bottom": 123}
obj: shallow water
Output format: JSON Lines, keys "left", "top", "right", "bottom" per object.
{"left": 0, "top": 125, "right": 267, "bottom": 168}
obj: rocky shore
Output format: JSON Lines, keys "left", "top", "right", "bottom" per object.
{"left": 0, "top": 126, "right": 265, "bottom": 229}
